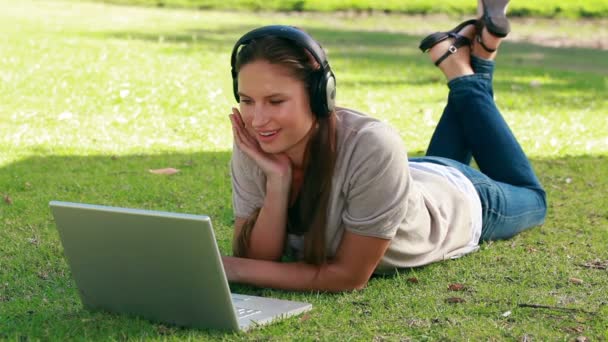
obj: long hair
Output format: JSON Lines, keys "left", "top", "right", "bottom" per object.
{"left": 233, "top": 35, "right": 337, "bottom": 265}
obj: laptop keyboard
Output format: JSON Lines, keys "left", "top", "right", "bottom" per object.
{"left": 231, "top": 294, "right": 261, "bottom": 318}
{"left": 235, "top": 307, "right": 261, "bottom": 318}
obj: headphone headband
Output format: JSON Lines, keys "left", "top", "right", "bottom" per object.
{"left": 230, "top": 25, "right": 336, "bottom": 117}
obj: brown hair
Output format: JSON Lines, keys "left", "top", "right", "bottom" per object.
{"left": 232, "top": 35, "right": 337, "bottom": 264}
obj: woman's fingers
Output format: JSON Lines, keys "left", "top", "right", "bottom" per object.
{"left": 232, "top": 108, "right": 258, "bottom": 146}
{"left": 230, "top": 112, "right": 265, "bottom": 162}
{"left": 231, "top": 115, "right": 253, "bottom": 151}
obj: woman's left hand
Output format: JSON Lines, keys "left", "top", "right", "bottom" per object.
{"left": 229, "top": 107, "right": 293, "bottom": 191}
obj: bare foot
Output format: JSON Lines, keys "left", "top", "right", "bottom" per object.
{"left": 472, "top": 26, "right": 503, "bottom": 60}
{"left": 428, "top": 24, "right": 476, "bottom": 81}
{"left": 474, "top": 0, "right": 510, "bottom": 60}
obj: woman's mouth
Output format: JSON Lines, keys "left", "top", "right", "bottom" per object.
{"left": 257, "top": 129, "right": 279, "bottom": 142}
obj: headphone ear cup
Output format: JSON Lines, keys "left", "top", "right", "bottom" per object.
{"left": 311, "top": 70, "right": 336, "bottom": 117}
{"left": 325, "top": 72, "right": 336, "bottom": 113}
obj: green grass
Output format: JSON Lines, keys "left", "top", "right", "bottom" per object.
{"left": 82, "top": 0, "right": 608, "bottom": 18}
{"left": 1, "top": 0, "right": 608, "bottom": 340}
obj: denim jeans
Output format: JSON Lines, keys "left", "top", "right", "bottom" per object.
{"left": 410, "top": 56, "right": 547, "bottom": 241}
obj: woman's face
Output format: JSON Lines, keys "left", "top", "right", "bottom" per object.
{"left": 237, "top": 60, "right": 315, "bottom": 164}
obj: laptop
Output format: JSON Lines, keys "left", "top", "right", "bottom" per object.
{"left": 49, "top": 201, "right": 312, "bottom": 331}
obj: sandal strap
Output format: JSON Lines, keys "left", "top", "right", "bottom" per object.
{"left": 476, "top": 34, "right": 497, "bottom": 53}
{"left": 434, "top": 34, "right": 471, "bottom": 67}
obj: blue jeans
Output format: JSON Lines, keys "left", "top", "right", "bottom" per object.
{"left": 410, "top": 56, "right": 547, "bottom": 241}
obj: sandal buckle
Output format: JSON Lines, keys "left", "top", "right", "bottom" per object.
{"left": 448, "top": 45, "right": 458, "bottom": 54}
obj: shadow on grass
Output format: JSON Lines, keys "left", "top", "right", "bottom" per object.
{"left": 1, "top": 149, "right": 607, "bottom": 339}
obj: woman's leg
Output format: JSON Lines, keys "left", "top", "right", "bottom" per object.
{"left": 419, "top": 21, "right": 547, "bottom": 240}
{"left": 424, "top": 23, "right": 542, "bottom": 192}
{"left": 433, "top": 72, "right": 544, "bottom": 192}
{"left": 424, "top": 55, "right": 495, "bottom": 164}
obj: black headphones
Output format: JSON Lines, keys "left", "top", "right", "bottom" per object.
{"left": 230, "top": 25, "right": 336, "bottom": 117}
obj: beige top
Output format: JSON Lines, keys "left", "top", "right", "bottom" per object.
{"left": 231, "top": 107, "right": 477, "bottom": 274}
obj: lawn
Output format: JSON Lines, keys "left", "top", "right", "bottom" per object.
{"left": 1, "top": 0, "right": 607, "bottom": 340}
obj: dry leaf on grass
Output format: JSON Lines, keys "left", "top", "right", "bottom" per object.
{"left": 526, "top": 246, "right": 538, "bottom": 253}
{"left": 448, "top": 283, "right": 465, "bottom": 291}
{"left": 580, "top": 259, "right": 608, "bottom": 270}
{"left": 407, "top": 277, "right": 419, "bottom": 283}
{"left": 564, "top": 326, "right": 585, "bottom": 333}
{"left": 569, "top": 277, "right": 583, "bottom": 285}
{"left": 3, "top": 194, "right": 12, "bottom": 205}
{"left": 148, "top": 168, "right": 180, "bottom": 175}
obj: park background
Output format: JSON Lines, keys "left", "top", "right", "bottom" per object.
{"left": 1, "top": 0, "right": 607, "bottom": 340}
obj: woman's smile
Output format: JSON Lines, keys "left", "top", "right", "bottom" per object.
{"left": 256, "top": 129, "right": 280, "bottom": 143}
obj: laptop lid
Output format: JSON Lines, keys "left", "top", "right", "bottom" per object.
{"left": 50, "top": 201, "right": 240, "bottom": 331}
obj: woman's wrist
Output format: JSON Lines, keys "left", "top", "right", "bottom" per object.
{"left": 266, "top": 174, "right": 292, "bottom": 195}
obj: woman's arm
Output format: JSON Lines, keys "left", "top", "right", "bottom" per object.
{"left": 230, "top": 109, "right": 293, "bottom": 261}
{"left": 233, "top": 177, "right": 290, "bottom": 261}
{"left": 223, "top": 231, "right": 391, "bottom": 292}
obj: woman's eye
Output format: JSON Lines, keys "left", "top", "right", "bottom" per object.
{"left": 270, "top": 100, "right": 284, "bottom": 105}
{"left": 240, "top": 99, "right": 253, "bottom": 105}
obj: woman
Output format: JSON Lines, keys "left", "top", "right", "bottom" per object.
{"left": 222, "top": 0, "right": 547, "bottom": 292}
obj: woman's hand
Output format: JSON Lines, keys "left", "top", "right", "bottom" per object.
{"left": 229, "top": 107, "right": 292, "bottom": 191}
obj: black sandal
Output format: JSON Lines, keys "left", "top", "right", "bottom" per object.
{"left": 418, "top": 19, "right": 477, "bottom": 53}
{"left": 478, "top": 0, "right": 511, "bottom": 38}
{"left": 418, "top": 19, "right": 476, "bottom": 67}
{"left": 432, "top": 34, "right": 472, "bottom": 67}
{"left": 475, "top": 33, "right": 497, "bottom": 53}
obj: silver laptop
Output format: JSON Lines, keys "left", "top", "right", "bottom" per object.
{"left": 49, "top": 201, "right": 312, "bottom": 331}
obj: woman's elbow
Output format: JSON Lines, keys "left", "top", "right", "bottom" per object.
{"left": 330, "top": 279, "right": 367, "bottom": 293}
{"left": 350, "top": 280, "right": 368, "bottom": 291}
{"left": 327, "top": 272, "right": 370, "bottom": 292}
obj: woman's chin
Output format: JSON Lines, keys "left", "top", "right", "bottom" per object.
{"left": 259, "top": 142, "right": 285, "bottom": 155}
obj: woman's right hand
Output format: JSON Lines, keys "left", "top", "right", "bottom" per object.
{"left": 229, "top": 107, "right": 293, "bottom": 191}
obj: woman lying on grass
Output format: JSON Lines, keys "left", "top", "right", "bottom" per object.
{"left": 221, "top": 0, "right": 547, "bottom": 292}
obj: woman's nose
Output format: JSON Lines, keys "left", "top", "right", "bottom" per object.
{"left": 251, "top": 105, "right": 270, "bottom": 128}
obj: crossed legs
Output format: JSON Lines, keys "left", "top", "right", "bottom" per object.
{"left": 418, "top": 12, "right": 547, "bottom": 240}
